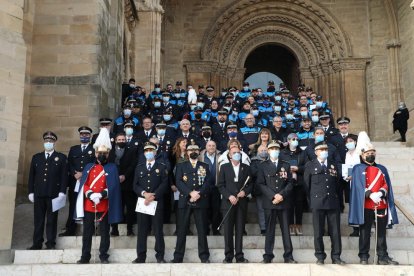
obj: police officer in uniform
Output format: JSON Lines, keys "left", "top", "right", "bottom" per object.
{"left": 132, "top": 142, "right": 169, "bottom": 263}
{"left": 304, "top": 141, "right": 345, "bottom": 265}
{"left": 256, "top": 140, "right": 296, "bottom": 264}
{"left": 60, "top": 126, "right": 95, "bottom": 237}
{"left": 27, "top": 131, "right": 68, "bottom": 250}
{"left": 171, "top": 144, "right": 211, "bottom": 263}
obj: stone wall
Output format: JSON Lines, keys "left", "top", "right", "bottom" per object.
{"left": 0, "top": 0, "right": 27, "bottom": 250}
{"left": 17, "top": 0, "right": 125, "bottom": 198}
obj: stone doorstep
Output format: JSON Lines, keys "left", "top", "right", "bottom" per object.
{"left": 55, "top": 236, "right": 414, "bottom": 251}
{"left": 2, "top": 264, "right": 414, "bottom": 276}
{"left": 13, "top": 248, "right": 414, "bottom": 265}
{"left": 395, "top": 195, "right": 414, "bottom": 225}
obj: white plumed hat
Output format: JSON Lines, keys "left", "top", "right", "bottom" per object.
{"left": 93, "top": 128, "right": 112, "bottom": 152}
{"left": 356, "top": 131, "right": 375, "bottom": 156}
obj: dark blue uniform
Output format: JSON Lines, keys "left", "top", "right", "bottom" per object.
{"left": 28, "top": 151, "right": 68, "bottom": 249}
{"left": 133, "top": 161, "right": 169, "bottom": 262}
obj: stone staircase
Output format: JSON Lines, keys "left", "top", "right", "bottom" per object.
{"left": 4, "top": 142, "right": 414, "bottom": 275}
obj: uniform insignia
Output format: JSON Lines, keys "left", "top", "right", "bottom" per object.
{"left": 167, "top": 141, "right": 170, "bottom": 144}
{"left": 88, "top": 151, "right": 92, "bottom": 155}
{"left": 281, "top": 167, "right": 285, "bottom": 172}
{"left": 135, "top": 142, "right": 138, "bottom": 146}
{"left": 155, "top": 169, "right": 159, "bottom": 173}
{"left": 183, "top": 175, "right": 188, "bottom": 181}
{"left": 315, "top": 168, "right": 317, "bottom": 171}
{"left": 54, "top": 157, "right": 59, "bottom": 161}
{"left": 110, "top": 138, "right": 114, "bottom": 142}
{"left": 331, "top": 165, "right": 334, "bottom": 169}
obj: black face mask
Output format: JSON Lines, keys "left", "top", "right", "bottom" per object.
{"left": 365, "top": 155, "right": 375, "bottom": 164}
{"left": 97, "top": 153, "right": 108, "bottom": 164}
{"left": 189, "top": 152, "right": 199, "bottom": 159}
{"left": 203, "top": 132, "right": 211, "bottom": 138}
{"left": 195, "top": 113, "right": 202, "bottom": 119}
{"left": 117, "top": 142, "right": 126, "bottom": 149}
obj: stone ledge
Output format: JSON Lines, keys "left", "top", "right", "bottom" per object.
{"left": 31, "top": 75, "right": 99, "bottom": 85}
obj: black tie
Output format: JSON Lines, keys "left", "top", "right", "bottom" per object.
{"left": 159, "top": 137, "right": 163, "bottom": 143}
{"left": 46, "top": 153, "right": 50, "bottom": 160}
{"left": 321, "top": 163, "right": 327, "bottom": 172}
{"left": 81, "top": 146, "right": 86, "bottom": 152}
{"left": 274, "top": 162, "right": 278, "bottom": 168}
{"left": 146, "top": 131, "right": 149, "bottom": 138}
{"left": 147, "top": 163, "right": 152, "bottom": 171}
{"left": 220, "top": 123, "right": 224, "bottom": 129}
{"left": 127, "top": 138, "right": 131, "bottom": 143}
{"left": 184, "top": 134, "right": 188, "bottom": 138}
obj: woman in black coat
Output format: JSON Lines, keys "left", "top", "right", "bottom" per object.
{"left": 392, "top": 102, "right": 409, "bottom": 142}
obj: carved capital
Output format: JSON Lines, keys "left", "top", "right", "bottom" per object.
{"left": 135, "top": 0, "right": 164, "bottom": 13}
{"left": 386, "top": 39, "right": 401, "bottom": 49}
{"left": 124, "top": 0, "right": 138, "bottom": 30}
{"left": 339, "top": 58, "right": 370, "bottom": 70}
{"left": 185, "top": 61, "right": 219, "bottom": 73}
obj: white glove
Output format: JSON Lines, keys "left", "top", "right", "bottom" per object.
{"left": 92, "top": 197, "right": 100, "bottom": 205}
{"left": 90, "top": 193, "right": 101, "bottom": 201}
{"left": 369, "top": 192, "right": 382, "bottom": 204}
{"left": 58, "top": 192, "right": 65, "bottom": 197}
{"left": 28, "top": 193, "right": 34, "bottom": 203}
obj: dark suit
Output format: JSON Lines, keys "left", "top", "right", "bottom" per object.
{"left": 217, "top": 162, "right": 252, "bottom": 261}
{"left": 64, "top": 144, "right": 95, "bottom": 234}
{"left": 109, "top": 143, "right": 139, "bottom": 232}
{"left": 211, "top": 121, "right": 229, "bottom": 143}
{"left": 133, "top": 161, "right": 168, "bottom": 262}
{"left": 135, "top": 129, "right": 156, "bottom": 143}
{"left": 256, "top": 159, "right": 294, "bottom": 261}
{"left": 173, "top": 161, "right": 211, "bottom": 262}
{"left": 304, "top": 159, "right": 342, "bottom": 261}
{"left": 28, "top": 151, "right": 68, "bottom": 248}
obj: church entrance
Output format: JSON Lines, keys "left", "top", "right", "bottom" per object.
{"left": 244, "top": 44, "right": 300, "bottom": 91}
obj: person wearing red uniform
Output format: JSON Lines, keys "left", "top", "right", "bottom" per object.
{"left": 349, "top": 132, "right": 399, "bottom": 265}
{"left": 75, "top": 128, "right": 123, "bottom": 264}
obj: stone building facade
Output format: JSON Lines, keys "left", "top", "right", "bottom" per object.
{"left": 0, "top": 0, "right": 414, "bottom": 253}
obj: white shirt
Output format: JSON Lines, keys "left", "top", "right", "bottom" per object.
{"left": 232, "top": 162, "right": 240, "bottom": 182}
{"left": 270, "top": 158, "right": 278, "bottom": 167}
{"left": 182, "top": 132, "right": 190, "bottom": 138}
{"left": 146, "top": 160, "right": 155, "bottom": 169}
{"left": 187, "top": 88, "right": 197, "bottom": 104}
{"left": 317, "top": 158, "right": 328, "bottom": 167}
{"left": 206, "top": 153, "right": 215, "bottom": 164}
{"left": 45, "top": 150, "right": 54, "bottom": 159}
{"left": 218, "top": 150, "right": 251, "bottom": 168}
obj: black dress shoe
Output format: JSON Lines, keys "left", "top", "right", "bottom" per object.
{"left": 77, "top": 259, "right": 89, "bottom": 264}
{"left": 132, "top": 258, "right": 145, "bottom": 264}
{"left": 58, "top": 231, "right": 75, "bottom": 237}
{"left": 261, "top": 259, "right": 271, "bottom": 264}
{"left": 316, "top": 259, "right": 324, "bottom": 265}
{"left": 201, "top": 259, "right": 210, "bottom": 263}
{"left": 360, "top": 259, "right": 368, "bottom": 265}
{"left": 236, "top": 258, "right": 249, "bottom": 263}
{"left": 378, "top": 257, "right": 399, "bottom": 265}
{"left": 110, "top": 230, "right": 119, "bottom": 236}
{"left": 284, "top": 259, "right": 297, "bottom": 264}
{"left": 27, "top": 245, "right": 42, "bottom": 250}
{"left": 45, "top": 245, "right": 55, "bottom": 250}
{"left": 332, "top": 259, "right": 346, "bottom": 265}
{"left": 349, "top": 229, "right": 359, "bottom": 237}
{"left": 223, "top": 259, "right": 232, "bottom": 263}
{"left": 212, "top": 231, "right": 221, "bottom": 236}
{"left": 101, "top": 259, "right": 109, "bottom": 264}
{"left": 260, "top": 230, "right": 266, "bottom": 235}
{"left": 170, "top": 259, "right": 183, "bottom": 263}
{"left": 127, "top": 230, "right": 135, "bottom": 236}
{"left": 157, "top": 259, "right": 167, "bottom": 264}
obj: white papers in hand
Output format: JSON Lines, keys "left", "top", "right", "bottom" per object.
{"left": 52, "top": 195, "right": 66, "bottom": 212}
{"left": 174, "top": 191, "right": 180, "bottom": 201}
{"left": 135, "top": 197, "right": 157, "bottom": 216}
{"left": 74, "top": 180, "right": 80, "bottom": 192}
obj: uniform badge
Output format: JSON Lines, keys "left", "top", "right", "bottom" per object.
{"left": 183, "top": 175, "right": 188, "bottom": 182}
{"left": 54, "top": 157, "right": 59, "bottom": 161}
{"left": 279, "top": 167, "right": 287, "bottom": 179}
{"left": 155, "top": 169, "right": 159, "bottom": 173}
{"left": 88, "top": 151, "right": 92, "bottom": 155}
{"left": 110, "top": 138, "right": 114, "bottom": 142}
{"left": 167, "top": 141, "right": 170, "bottom": 145}
{"left": 135, "top": 142, "right": 138, "bottom": 146}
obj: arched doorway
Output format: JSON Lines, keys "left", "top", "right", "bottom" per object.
{"left": 244, "top": 44, "right": 300, "bottom": 91}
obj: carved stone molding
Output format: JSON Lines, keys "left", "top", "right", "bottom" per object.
{"left": 124, "top": 0, "right": 138, "bottom": 30}
{"left": 185, "top": 61, "right": 219, "bottom": 73}
{"left": 339, "top": 58, "right": 370, "bottom": 71}
{"left": 386, "top": 39, "right": 402, "bottom": 49}
{"left": 135, "top": 0, "right": 164, "bottom": 13}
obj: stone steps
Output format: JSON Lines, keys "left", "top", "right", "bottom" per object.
{"left": 54, "top": 236, "right": 414, "bottom": 250}
{"left": 13, "top": 248, "right": 414, "bottom": 265}
{"left": 3, "top": 263, "right": 414, "bottom": 276}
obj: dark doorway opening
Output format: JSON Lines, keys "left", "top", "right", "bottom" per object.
{"left": 244, "top": 44, "right": 300, "bottom": 91}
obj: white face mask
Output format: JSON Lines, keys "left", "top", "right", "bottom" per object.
{"left": 129, "top": 84, "right": 135, "bottom": 88}
{"left": 44, "top": 142, "right": 54, "bottom": 151}
{"left": 124, "top": 109, "right": 132, "bottom": 116}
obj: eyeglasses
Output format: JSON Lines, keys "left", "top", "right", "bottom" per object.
{"left": 290, "top": 138, "right": 298, "bottom": 141}
{"left": 274, "top": 120, "right": 283, "bottom": 123}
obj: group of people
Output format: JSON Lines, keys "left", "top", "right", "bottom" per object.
{"left": 27, "top": 80, "right": 400, "bottom": 265}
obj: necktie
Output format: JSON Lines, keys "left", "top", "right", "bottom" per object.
{"left": 147, "top": 163, "right": 152, "bottom": 171}
{"left": 191, "top": 162, "right": 196, "bottom": 168}
{"left": 46, "top": 153, "right": 50, "bottom": 160}
{"left": 81, "top": 146, "right": 86, "bottom": 152}
{"left": 324, "top": 127, "right": 328, "bottom": 132}
{"left": 321, "top": 163, "right": 327, "bottom": 172}
{"left": 274, "top": 162, "right": 278, "bottom": 168}
{"left": 127, "top": 138, "right": 131, "bottom": 143}
{"left": 159, "top": 137, "right": 163, "bottom": 143}
{"left": 220, "top": 123, "right": 224, "bottom": 129}
{"left": 146, "top": 131, "right": 149, "bottom": 138}
{"left": 184, "top": 134, "right": 188, "bottom": 138}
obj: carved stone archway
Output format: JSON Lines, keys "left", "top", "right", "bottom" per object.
{"left": 185, "top": 0, "right": 370, "bottom": 132}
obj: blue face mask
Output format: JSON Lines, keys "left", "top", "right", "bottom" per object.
{"left": 316, "top": 101, "right": 323, "bottom": 108}
{"left": 44, "top": 142, "right": 54, "bottom": 151}
{"left": 163, "top": 115, "right": 172, "bottom": 121}
{"left": 174, "top": 93, "right": 181, "bottom": 98}
{"left": 144, "top": 151, "right": 155, "bottom": 160}
{"left": 155, "top": 88, "right": 161, "bottom": 93}
{"left": 154, "top": 102, "right": 161, "bottom": 108}
{"left": 269, "top": 150, "right": 280, "bottom": 159}
{"left": 228, "top": 131, "right": 237, "bottom": 138}
{"left": 346, "top": 142, "right": 356, "bottom": 150}
{"left": 80, "top": 137, "right": 90, "bottom": 143}
{"left": 311, "top": 115, "right": 319, "bottom": 123}
{"left": 300, "top": 111, "right": 308, "bottom": 117}
{"left": 252, "top": 110, "right": 259, "bottom": 117}
{"left": 275, "top": 96, "right": 282, "bottom": 101}
{"left": 315, "top": 135, "right": 325, "bottom": 143}
{"left": 232, "top": 152, "right": 241, "bottom": 161}
{"left": 274, "top": 106, "right": 281, "bottom": 112}
{"left": 125, "top": 128, "right": 134, "bottom": 136}
{"left": 290, "top": 140, "right": 299, "bottom": 148}
{"left": 157, "top": 129, "right": 166, "bottom": 136}
{"left": 286, "top": 114, "right": 294, "bottom": 120}
{"left": 319, "top": 151, "right": 328, "bottom": 160}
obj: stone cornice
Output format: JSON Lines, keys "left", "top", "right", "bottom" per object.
{"left": 135, "top": 0, "right": 164, "bottom": 13}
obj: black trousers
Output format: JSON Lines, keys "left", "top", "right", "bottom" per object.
{"left": 81, "top": 211, "right": 110, "bottom": 261}
{"left": 263, "top": 208, "right": 293, "bottom": 261}
{"left": 288, "top": 185, "right": 306, "bottom": 225}
{"left": 112, "top": 190, "right": 136, "bottom": 232}
{"left": 208, "top": 187, "right": 222, "bottom": 233}
{"left": 136, "top": 208, "right": 165, "bottom": 261}
{"left": 359, "top": 208, "right": 388, "bottom": 261}
{"left": 64, "top": 183, "right": 77, "bottom": 234}
{"left": 312, "top": 209, "right": 342, "bottom": 261}
{"left": 173, "top": 207, "right": 210, "bottom": 262}
{"left": 33, "top": 197, "right": 58, "bottom": 248}
{"left": 223, "top": 199, "right": 247, "bottom": 261}
{"left": 398, "top": 129, "right": 407, "bottom": 142}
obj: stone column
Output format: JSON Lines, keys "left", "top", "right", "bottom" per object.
{"left": 340, "top": 59, "right": 370, "bottom": 133}
{"left": 133, "top": 0, "right": 163, "bottom": 90}
{"left": 0, "top": 0, "right": 27, "bottom": 255}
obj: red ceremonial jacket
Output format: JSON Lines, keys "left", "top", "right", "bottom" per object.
{"left": 364, "top": 165, "right": 388, "bottom": 210}
{"left": 83, "top": 164, "right": 109, "bottom": 212}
